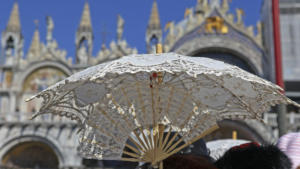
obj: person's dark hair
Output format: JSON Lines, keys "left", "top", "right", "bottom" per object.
{"left": 163, "top": 154, "right": 218, "bottom": 169}
{"left": 215, "top": 144, "right": 292, "bottom": 169}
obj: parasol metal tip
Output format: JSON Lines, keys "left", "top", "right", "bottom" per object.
{"left": 25, "top": 97, "right": 34, "bottom": 102}
{"left": 28, "top": 116, "right": 35, "bottom": 121}
{"left": 30, "top": 112, "right": 41, "bottom": 120}
{"left": 25, "top": 95, "right": 37, "bottom": 102}
{"left": 156, "top": 44, "right": 163, "bottom": 54}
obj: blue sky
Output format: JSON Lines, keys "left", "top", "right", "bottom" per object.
{"left": 0, "top": 0, "right": 262, "bottom": 59}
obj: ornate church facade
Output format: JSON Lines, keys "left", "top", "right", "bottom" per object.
{"left": 0, "top": 0, "right": 298, "bottom": 168}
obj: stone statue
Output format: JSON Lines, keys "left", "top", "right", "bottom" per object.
{"left": 256, "top": 21, "right": 262, "bottom": 43}
{"left": 227, "top": 14, "right": 234, "bottom": 23}
{"left": 257, "top": 21, "right": 262, "bottom": 36}
{"left": 165, "top": 21, "right": 175, "bottom": 36}
{"left": 78, "top": 45, "right": 88, "bottom": 64}
{"left": 186, "top": 8, "right": 195, "bottom": 32}
{"left": 5, "top": 48, "right": 12, "bottom": 57}
{"left": 247, "top": 26, "right": 254, "bottom": 36}
{"left": 184, "top": 8, "right": 192, "bottom": 18}
{"left": 202, "top": 0, "right": 208, "bottom": 7}
{"left": 165, "top": 21, "right": 175, "bottom": 45}
{"left": 46, "top": 16, "right": 54, "bottom": 43}
{"left": 117, "top": 15, "right": 124, "bottom": 41}
{"left": 4, "top": 48, "right": 13, "bottom": 65}
{"left": 221, "top": 0, "right": 229, "bottom": 14}
{"left": 236, "top": 9, "right": 244, "bottom": 25}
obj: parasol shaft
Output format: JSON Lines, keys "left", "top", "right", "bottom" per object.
{"left": 159, "top": 161, "right": 163, "bottom": 169}
{"left": 156, "top": 44, "right": 163, "bottom": 53}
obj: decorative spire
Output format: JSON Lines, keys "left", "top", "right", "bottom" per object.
{"left": 236, "top": 8, "right": 245, "bottom": 26}
{"left": 28, "top": 20, "right": 41, "bottom": 58}
{"left": 210, "top": 0, "right": 220, "bottom": 8}
{"left": 195, "top": 0, "right": 209, "bottom": 14}
{"left": 196, "top": 0, "right": 202, "bottom": 14}
{"left": 148, "top": 0, "right": 161, "bottom": 30}
{"left": 146, "top": 0, "right": 162, "bottom": 53}
{"left": 6, "top": 2, "right": 21, "bottom": 32}
{"left": 221, "top": 0, "right": 229, "bottom": 13}
{"left": 117, "top": 15, "right": 125, "bottom": 41}
{"left": 78, "top": 1, "right": 92, "bottom": 31}
{"left": 76, "top": 1, "right": 93, "bottom": 65}
{"left": 46, "top": 16, "right": 54, "bottom": 44}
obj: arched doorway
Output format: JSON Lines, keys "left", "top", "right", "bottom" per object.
{"left": 2, "top": 141, "right": 59, "bottom": 169}
{"left": 192, "top": 48, "right": 258, "bottom": 75}
{"left": 204, "top": 120, "right": 265, "bottom": 143}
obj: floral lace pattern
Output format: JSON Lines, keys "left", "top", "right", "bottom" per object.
{"left": 28, "top": 53, "right": 299, "bottom": 160}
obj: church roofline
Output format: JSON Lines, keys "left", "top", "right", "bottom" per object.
{"left": 163, "top": 0, "right": 263, "bottom": 52}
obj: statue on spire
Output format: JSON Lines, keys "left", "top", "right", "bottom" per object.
{"left": 117, "top": 15, "right": 124, "bottom": 42}
{"left": 46, "top": 16, "right": 54, "bottom": 44}
{"left": 236, "top": 8, "right": 245, "bottom": 26}
{"left": 202, "top": 0, "right": 209, "bottom": 8}
{"left": 221, "top": 0, "right": 230, "bottom": 14}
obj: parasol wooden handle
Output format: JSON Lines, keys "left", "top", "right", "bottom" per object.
{"left": 156, "top": 44, "right": 163, "bottom": 54}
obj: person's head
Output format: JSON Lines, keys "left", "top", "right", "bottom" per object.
{"left": 163, "top": 154, "right": 218, "bottom": 169}
{"left": 215, "top": 142, "right": 292, "bottom": 169}
{"left": 277, "top": 132, "right": 300, "bottom": 169}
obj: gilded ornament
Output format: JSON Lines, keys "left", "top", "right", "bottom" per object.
{"left": 205, "top": 16, "right": 228, "bottom": 34}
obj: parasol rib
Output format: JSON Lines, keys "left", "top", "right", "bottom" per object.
{"left": 128, "top": 136, "right": 145, "bottom": 153}
{"left": 157, "top": 124, "right": 219, "bottom": 164}
{"left": 161, "top": 127, "right": 172, "bottom": 150}
{"left": 125, "top": 143, "right": 142, "bottom": 155}
{"left": 123, "top": 150, "right": 141, "bottom": 158}
{"left": 203, "top": 74, "right": 260, "bottom": 119}
{"left": 166, "top": 113, "right": 214, "bottom": 154}
{"left": 133, "top": 129, "right": 148, "bottom": 151}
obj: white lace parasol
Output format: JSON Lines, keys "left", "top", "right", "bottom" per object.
{"left": 27, "top": 52, "right": 299, "bottom": 167}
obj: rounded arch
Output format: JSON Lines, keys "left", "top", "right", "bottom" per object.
{"left": 191, "top": 47, "right": 258, "bottom": 75}
{"left": 204, "top": 120, "right": 266, "bottom": 143}
{"left": 16, "top": 61, "right": 72, "bottom": 91}
{"left": 2, "top": 141, "right": 59, "bottom": 169}
{"left": 78, "top": 37, "right": 89, "bottom": 50}
{"left": 1, "top": 33, "right": 19, "bottom": 48}
{"left": 6, "top": 36, "right": 14, "bottom": 48}
{"left": 172, "top": 36, "right": 264, "bottom": 76}
{"left": 0, "top": 135, "right": 65, "bottom": 168}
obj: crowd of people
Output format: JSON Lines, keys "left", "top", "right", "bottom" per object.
{"left": 162, "top": 132, "right": 300, "bottom": 169}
